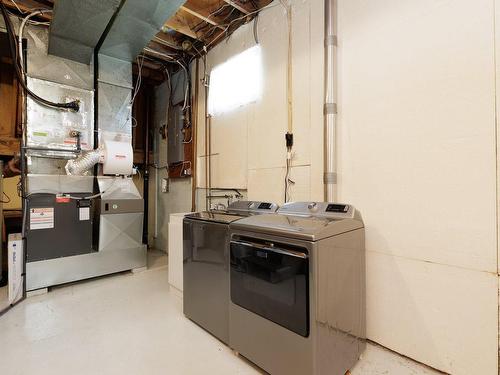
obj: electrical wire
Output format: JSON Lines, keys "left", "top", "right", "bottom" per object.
{"left": 280, "top": 0, "right": 294, "bottom": 202}
{"left": 253, "top": 13, "right": 259, "bottom": 44}
{"left": 177, "top": 60, "right": 190, "bottom": 111}
{"left": 1, "top": 191, "right": 11, "bottom": 204}
{"left": 205, "top": 2, "right": 281, "bottom": 49}
{"left": 9, "top": 0, "right": 24, "bottom": 14}
{"left": 164, "top": 66, "right": 171, "bottom": 91}
{"left": 130, "top": 53, "right": 145, "bottom": 105}
{"left": 0, "top": 1, "right": 79, "bottom": 111}
{"left": 18, "top": 9, "right": 52, "bottom": 71}
{"left": 284, "top": 156, "right": 295, "bottom": 203}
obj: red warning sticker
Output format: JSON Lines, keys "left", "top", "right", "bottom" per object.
{"left": 30, "top": 207, "right": 54, "bottom": 230}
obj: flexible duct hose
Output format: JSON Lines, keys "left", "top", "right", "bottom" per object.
{"left": 65, "top": 149, "right": 102, "bottom": 175}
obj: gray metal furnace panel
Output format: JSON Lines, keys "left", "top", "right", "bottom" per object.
{"left": 26, "top": 193, "right": 94, "bottom": 262}
{"left": 26, "top": 245, "right": 146, "bottom": 291}
{"left": 26, "top": 174, "right": 95, "bottom": 194}
{"left": 26, "top": 78, "right": 94, "bottom": 151}
{"left": 98, "top": 212, "right": 143, "bottom": 252}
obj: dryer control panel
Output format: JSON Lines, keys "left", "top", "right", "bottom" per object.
{"left": 278, "top": 202, "right": 355, "bottom": 219}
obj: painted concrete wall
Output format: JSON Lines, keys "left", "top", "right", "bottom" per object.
{"left": 336, "top": 1, "right": 497, "bottom": 374}
{"left": 196, "top": 0, "right": 499, "bottom": 373}
{"left": 195, "top": 0, "right": 324, "bottom": 202}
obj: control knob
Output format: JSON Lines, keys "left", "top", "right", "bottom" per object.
{"left": 308, "top": 202, "right": 318, "bottom": 212}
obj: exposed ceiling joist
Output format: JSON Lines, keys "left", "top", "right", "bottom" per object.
{"left": 164, "top": 15, "right": 198, "bottom": 39}
{"left": 8, "top": 0, "right": 273, "bottom": 69}
{"left": 180, "top": 2, "right": 223, "bottom": 29}
{"left": 223, "top": 0, "right": 253, "bottom": 15}
{"left": 153, "top": 32, "right": 183, "bottom": 51}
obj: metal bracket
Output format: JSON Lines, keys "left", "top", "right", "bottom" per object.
{"left": 324, "top": 103, "right": 337, "bottom": 115}
{"left": 324, "top": 172, "right": 337, "bottom": 184}
{"left": 325, "top": 35, "right": 337, "bottom": 46}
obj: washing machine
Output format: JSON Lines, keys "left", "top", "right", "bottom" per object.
{"left": 183, "top": 200, "right": 278, "bottom": 344}
{"left": 228, "top": 202, "right": 366, "bottom": 375}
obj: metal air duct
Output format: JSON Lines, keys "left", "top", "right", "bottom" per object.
{"left": 48, "top": 0, "right": 121, "bottom": 64}
{"left": 99, "top": 0, "right": 185, "bottom": 62}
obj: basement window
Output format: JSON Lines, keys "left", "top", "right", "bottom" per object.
{"left": 208, "top": 45, "right": 262, "bottom": 115}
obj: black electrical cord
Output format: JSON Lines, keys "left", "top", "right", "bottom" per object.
{"left": 1, "top": 191, "right": 11, "bottom": 204}
{"left": 0, "top": 1, "right": 79, "bottom": 112}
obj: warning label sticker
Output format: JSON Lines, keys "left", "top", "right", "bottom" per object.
{"left": 79, "top": 207, "right": 90, "bottom": 221}
{"left": 30, "top": 207, "right": 54, "bottom": 230}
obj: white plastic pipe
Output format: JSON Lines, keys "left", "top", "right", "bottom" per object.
{"left": 324, "top": 0, "right": 336, "bottom": 202}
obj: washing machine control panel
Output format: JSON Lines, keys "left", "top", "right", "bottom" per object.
{"left": 228, "top": 200, "right": 279, "bottom": 213}
{"left": 278, "top": 202, "right": 355, "bottom": 219}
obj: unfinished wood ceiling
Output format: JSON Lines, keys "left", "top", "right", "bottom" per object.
{"left": 4, "top": 0, "right": 272, "bottom": 66}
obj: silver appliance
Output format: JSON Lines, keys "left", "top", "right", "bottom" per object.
{"left": 229, "top": 202, "right": 365, "bottom": 375}
{"left": 25, "top": 175, "right": 146, "bottom": 291}
{"left": 183, "top": 200, "right": 278, "bottom": 344}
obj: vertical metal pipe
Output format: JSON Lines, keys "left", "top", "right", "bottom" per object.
{"left": 191, "top": 59, "right": 199, "bottom": 212}
{"left": 142, "top": 87, "right": 150, "bottom": 245}
{"left": 208, "top": 114, "right": 212, "bottom": 210}
{"left": 204, "top": 88, "right": 209, "bottom": 211}
{"left": 324, "top": 0, "right": 337, "bottom": 202}
{"left": 204, "top": 59, "right": 210, "bottom": 211}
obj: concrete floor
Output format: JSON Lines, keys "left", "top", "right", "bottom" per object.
{"left": 0, "top": 285, "right": 8, "bottom": 311}
{"left": 0, "top": 251, "right": 440, "bottom": 375}
{"left": 0, "top": 252, "right": 261, "bottom": 375}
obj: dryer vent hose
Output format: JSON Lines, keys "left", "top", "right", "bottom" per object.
{"left": 65, "top": 149, "right": 102, "bottom": 175}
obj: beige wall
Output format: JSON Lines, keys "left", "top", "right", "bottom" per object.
{"left": 337, "top": 0, "right": 498, "bottom": 374}
{"left": 196, "top": 0, "right": 324, "bottom": 201}
{"left": 197, "top": 0, "right": 499, "bottom": 373}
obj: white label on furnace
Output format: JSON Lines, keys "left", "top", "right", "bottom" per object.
{"left": 79, "top": 207, "right": 90, "bottom": 221}
{"left": 30, "top": 207, "right": 54, "bottom": 230}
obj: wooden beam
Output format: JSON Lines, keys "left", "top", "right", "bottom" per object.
{"left": 0, "top": 137, "right": 20, "bottom": 156}
{"left": 143, "top": 47, "right": 177, "bottom": 65}
{"left": 132, "top": 62, "right": 165, "bottom": 84}
{"left": 148, "top": 41, "right": 184, "bottom": 60}
{"left": 164, "top": 20, "right": 198, "bottom": 39}
{"left": 180, "top": 3, "right": 223, "bottom": 29}
{"left": 153, "top": 32, "right": 183, "bottom": 51}
{"left": 222, "top": 0, "right": 253, "bottom": 15}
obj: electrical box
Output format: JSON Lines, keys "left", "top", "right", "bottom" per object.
{"left": 167, "top": 104, "right": 185, "bottom": 165}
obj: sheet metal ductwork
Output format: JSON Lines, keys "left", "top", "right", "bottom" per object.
{"left": 99, "top": 0, "right": 185, "bottom": 61}
{"left": 48, "top": 0, "right": 184, "bottom": 64}
{"left": 48, "top": 0, "right": 121, "bottom": 64}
